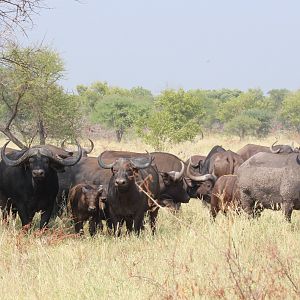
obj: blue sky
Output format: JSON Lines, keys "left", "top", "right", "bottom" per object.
{"left": 18, "top": 0, "right": 300, "bottom": 93}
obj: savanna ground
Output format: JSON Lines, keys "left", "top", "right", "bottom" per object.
{"left": 1, "top": 134, "right": 300, "bottom": 299}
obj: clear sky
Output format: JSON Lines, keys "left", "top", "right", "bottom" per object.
{"left": 18, "top": 0, "right": 300, "bottom": 93}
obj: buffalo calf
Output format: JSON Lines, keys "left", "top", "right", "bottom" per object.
{"left": 68, "top": 184, "right": 106, "bottom": 236}
{"left": 210, "top": 175, "right": 240, "bottom": 219}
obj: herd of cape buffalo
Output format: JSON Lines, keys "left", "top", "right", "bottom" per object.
{"left": 0, "top": 139, "right": 298, "bottom": 236}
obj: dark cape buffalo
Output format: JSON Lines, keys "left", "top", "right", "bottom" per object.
{"left": 56, "top": 150, "right": 191, "bottom": 215}
{"left": 98, "top": 153, "right": 160, "bottom": 235}
{"left": 0, "top": 141, "right": 82, "bottom": 229}
{"left": 184, "top": 146, "right": 226, "bottom": 202}
{"left": 237, "top": 152, "right": 300, "bottom": 221}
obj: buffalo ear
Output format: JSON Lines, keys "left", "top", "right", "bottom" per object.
{"left": 97, "top": 185, "right": 104, "bottom": 193}
{"left": 82, "top": 186, "right": 88, "bottom": 194}
{"left": 160, "top": 172, "right": 171, "bottom": 185}
{"left": 50, "top": 162, "right": 65, "bottom": 173}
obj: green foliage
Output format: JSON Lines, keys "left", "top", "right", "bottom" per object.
{"left": 91, "top": 95, "right": 151, "bottom": 142}
{"left": 245, "top": 109, "right": 273, "bottom": 138}
{"left": 225, "top": 114, "right": 260, "bottom": 140}
{"left": 137, "top": 89, "right": 205, "bottom": 150}
{"left": 281, "top": 90, "right": 300, "bottom": 133}
{"left": 0, "top": 46, "right": 83, "bottom": 145}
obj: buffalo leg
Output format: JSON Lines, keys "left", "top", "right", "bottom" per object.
{"left": 125, "top": 218, "right": 133, "bottom": 234}
{"left": 282, "top": 201, "right": 294, "bottom": 222}
{"left": 149, "top": 209, "right": 159, "bottom": 235}
{"left": 40, "top": 206, "right": 54, "bottom": 229}
{"left": 133, "top": 214, "right": 145, "bottom": 235}
{"left": 112, "top": 216, "right": 122, "bottom": 237}
{"left": 14, "top": 201, "right": 30, "bottom": 227}
{"left": 89, "top": 216, "right": 97, "bottom": 236}
{"left": 74, "top": 220, "right": 84, "bottom": 235}
{"left": 210, "top": 195, "right": 220, "bottom": 220}
{"left": 240, "top": 190, "right": 255, "bottom": 217}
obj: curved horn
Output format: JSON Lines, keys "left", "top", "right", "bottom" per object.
{"left": 186, "top": 158, "right": 217, "bottom": 182}
{"left": 270, "top": 140, "right": 280, "bottom": 154}
{"left": 297, "top": 154, "right": 300, "bottom": 165}
{"left": 85, "top": 139, "right": 94, "bottom": 154}
{"left": 1, "top": 141, "right": 30, "bottom": 167}
{"left": 130, "top": 152, "right": 154, "bottom": 169}
{"left": 189, "top": 157, "right": 200, "bottom": 168}
{"left": 171, "top": 161, "right": 185, "bottom": 181}
{"left": 51, "top": 141, "right": 82, "bottom": 166}
{"left": 98, "top": 151, "right": 116, "bottom": 169}
{"left": 291, "top": 141, "right": 295, "bottom": 151}
{"left": 60, "top": 139, "right": 74, "bottom": 154}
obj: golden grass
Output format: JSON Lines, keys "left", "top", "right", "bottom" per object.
{"left": 1, "top": 134, "right": 300, "bottom": 299}
{"left": 1, "top": 202, "right": 300, "bottom": 299}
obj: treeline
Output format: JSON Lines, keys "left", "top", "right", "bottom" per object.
{"left": 0, "top": 47, "right": 299, "bottom": 150}
{"left": 78, "top": 82, "right": 298, "bottom": 149}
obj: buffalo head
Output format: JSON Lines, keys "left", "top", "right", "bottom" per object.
{"left": 1, "top": 141, "right": 82, "bottom": 180}
{"left": 82, "top": 185, "right": 104, "bottom": 214}
{"left": 186, "top": 158, "right": 217, "bottom": 200}
{"left": 160, "top": 161, "right": 190, "bottom": 203}
{"left": 98, "top": 152, "right": 153, "bottom": 191}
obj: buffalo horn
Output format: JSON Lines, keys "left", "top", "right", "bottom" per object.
{"left": 51, "top": 140, "right": 82, "bottom": 166}
{"left": 169, "top": 161, "right": 185, "bottom": 181}
{"left": 1, "top": 141, "right": 30, "bottom": 167}
{"left": 186, "top": 158, "right": 217, "bottom": 182}
{"left": 189, "top": 157, "right": 200, "bottom": 168}
{"left": 98, "top": 151, "right": 116, "bottom": 169}
{"left": 85, "top": 139, "right": 94, "bottom": 154}
{"left": 270, "top": 140, "right": 280, "bottom": 154}
{"left": 130, "top": 152, "right": 154, "bottom": 169}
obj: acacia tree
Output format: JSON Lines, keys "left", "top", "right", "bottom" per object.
{"left": 137, "top": 89, "right": 205, "bottom": 150}
{"left": 0, "top": 0, "right": 43, "bottom": 68}
{"left": 0, "top": 46, "right": 82, "bottom": 146}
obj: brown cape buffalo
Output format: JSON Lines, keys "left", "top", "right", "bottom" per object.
{"left": 68, "top": 183, "right": 107, "bottom": 236}
{"left": 237, "top": 142, "right": 296, "bottom": 161}
{"left": 210, "top": 175, "right": 240, "bottom": 219}
{"left": 209, "top": 150, "right": 244, "bottom": 177}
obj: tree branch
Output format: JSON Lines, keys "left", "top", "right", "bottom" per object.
{"left": 0, "top": 83, "right": 28, "bottom": 149}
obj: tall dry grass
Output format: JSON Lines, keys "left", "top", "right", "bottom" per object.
{"left": 0, "top": 135, "right": 300, "bottom": 299}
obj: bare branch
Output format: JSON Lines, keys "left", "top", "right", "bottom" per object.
{"left": 0, "top": 83, "right": 28, "bottom": 149}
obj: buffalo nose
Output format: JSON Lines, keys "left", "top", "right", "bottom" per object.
{"left": 115, "top": 178, "right": 126, "bottom": 186}
{"left": 32, "top": 169, "right": 45, "bottom": 177}
{"left": 88, "top": 206, "right": 96, "bottom": 213}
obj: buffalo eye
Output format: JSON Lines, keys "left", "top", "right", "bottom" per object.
{"left": 43, "top": 157, "right": 49, "bottom": 163}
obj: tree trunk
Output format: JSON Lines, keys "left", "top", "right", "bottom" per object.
{"left": 116, "top": 126, "right": 124, "bottom": 143}
{"left": 37, "top": 119, "right": 46, "bottom": 145}
{"left": 0, "top": 128, "right": 27, "bottom": 149}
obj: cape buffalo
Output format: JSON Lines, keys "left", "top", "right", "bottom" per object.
{"left": 210, "top": 175, "right": 240, "bottom": 219}
{"left": 209, "top": 150, "right": 244, "bottom": 177}
{"left": 98, "top": 153, "right": 160, "bottom": 235}
{"left": 237, "top": 152, "right": 300, "bottom": 221}
{"left": 67, "top": 183, "right": 107, "bottom": 236}
{"left": 56, "top": 151, "right": 190, "bottom": 216}
{"left": 0, "top": 141, "right": 82, "bottom": 229}
{"left": 237, "top": 142, "right": 296, "bottom": 161}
